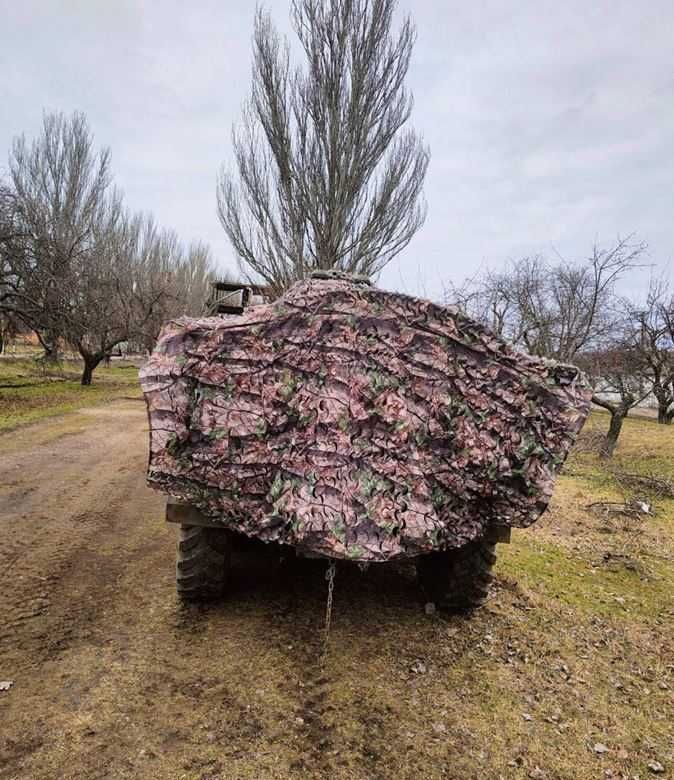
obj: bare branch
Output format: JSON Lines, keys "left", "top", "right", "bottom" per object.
{"left": 446, "top": 238, "right": 646, "bottom": 362}
{"left": 218, "top": 0, "right": 429, "bottom": 296}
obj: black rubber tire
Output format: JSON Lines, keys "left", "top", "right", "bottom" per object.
{"left": 176, "top": 525, "right": 230, "bottom": 602}
{"left": 417, "top": 538, "right": 497, "bottom": 613}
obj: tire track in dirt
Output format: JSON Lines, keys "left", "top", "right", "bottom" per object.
{"left": 256, "top": 559, "right": 437, "bottom": 779}
{"left": 253, "top": 559, "right": 412, "bottom": 778}
{"left": 0, "top": 402, "right": 171, "bottom": 779}
{"left": 0, "top": 404, "right": 157, "bottom": 666}
{"left": 265, "top": 564, "right": 338, "bottom": 778}
{"left": 0, "top": 402, "right": 419, "bottom": 780}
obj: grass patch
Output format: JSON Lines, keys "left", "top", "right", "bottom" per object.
{"left": 0, "top": 356, "right": 141, "bottom": 432}
{"left": 576, "top": 409, "right": 674, "bottom": 478}
{"left": 497, "top": 534, "right": 673, "bottom": 619}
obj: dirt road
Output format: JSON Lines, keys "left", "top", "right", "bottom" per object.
{"left": 1, "top": 402, "right": 672, "bottom": 780}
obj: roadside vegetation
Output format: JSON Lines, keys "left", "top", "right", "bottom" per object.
{"left": 471, "top": 414, "right": 673, "bottom": 779}
{"left": 0, "top": 355, "right": 140, "bottom": 431}
{"left": 1, "top": 113, "right": 214, "bottom": 387}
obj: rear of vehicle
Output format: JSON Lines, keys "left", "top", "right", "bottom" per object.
{"left": 141, "top": 274, "right": 591, "bottom": 611}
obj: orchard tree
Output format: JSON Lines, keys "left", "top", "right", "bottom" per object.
{"left": 62, "top": 194, "right": 139, "bottom": 384}
{"left": 2, "top": 111, "right": 112, "bottom": 362}
{"left": 0, "top": 112, "right": 218, "bottom": 383}
{"left": 448, "top": 238, "right": 646, "bottom": 362}
{"left": 0, "top": 182, "right": 19, "bottom": 353}
{"left": 628, "top": 279, "right": 674, "bottom": 424}
{"left": 577, "top": 344, "right": 652, "bottom": 458}
{"left": 63, "top": 209, "right": 216, "bottom": 384}
{"left": 128, "top": 218, "right": 216, "bottom": 352}
{"left": 218, "top": 0, "right": 430, "bottom": 296}
{"left": 448, "top": 238, "right": 648, "bottom": 455}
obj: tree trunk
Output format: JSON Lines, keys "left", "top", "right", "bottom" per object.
{"left": 657, "top": 401, "right": 673, "bottom": 425}
{"left": 600, "top": 405, "right": 630, "bottom": 458}
{"left": 37, "top": 326, "right": 62, "bottom": 363}
{"left": 81, "top": 360, "right": 94, "bottom": 386}
{"left": 80, "top": 353, "right": 103, "bottom": 386}
{"left": 43, "top": 344, "right": 59, "bottom": 364}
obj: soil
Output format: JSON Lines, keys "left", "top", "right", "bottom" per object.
{"left": 0, "top": 401, "right": 671, "bottom": 780}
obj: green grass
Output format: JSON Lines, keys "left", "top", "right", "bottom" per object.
{"left": 498, "top": 533, "right": 674, "bottom": 619}
{"left": 449, "top": 410, "right": 674, "bottom": 776}
{"left": 577, "top": 408, "right": 674, "bottom": 478}
{"left": 0, "top": 356, "right": 141, "bottom": 431}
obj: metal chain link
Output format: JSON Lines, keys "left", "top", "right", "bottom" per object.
{"left": 320, "top": 560, "right": 337, "bottom": 667}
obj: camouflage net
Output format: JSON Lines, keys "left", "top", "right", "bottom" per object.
{"left": 140, "top": 278, "right": 592, "bottom": 561}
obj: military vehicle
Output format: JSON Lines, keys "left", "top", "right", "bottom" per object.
{"left": 140, "top": 272, "right": 591, "bottom": 612}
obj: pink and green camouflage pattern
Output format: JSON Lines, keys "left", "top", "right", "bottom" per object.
{"left": 140, "top": 277, "right": 592, "bottom": 561}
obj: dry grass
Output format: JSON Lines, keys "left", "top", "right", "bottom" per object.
{"left": 0, "top": 356, "right": 141, "bottom": 431}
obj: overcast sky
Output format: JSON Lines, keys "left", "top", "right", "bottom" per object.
{"left": 1, "top": 0, "right": 672, "bottom": 300}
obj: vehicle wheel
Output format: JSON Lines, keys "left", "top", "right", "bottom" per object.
{"left": 176, "top": 524, "right": 230, "bottom": 601}
{"left": 417, "top": 537, "right": 496, "bottom": 613}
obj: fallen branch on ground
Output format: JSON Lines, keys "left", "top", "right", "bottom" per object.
{"left": 586, "top": 499, "right": 653, "bottom": 518}
{"left": 0, "top": 377, "right": 69, "bottom": 389}
{"left": 614, "top": 472, "right": 674, "bottom": 498}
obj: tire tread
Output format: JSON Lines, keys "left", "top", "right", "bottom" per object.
{"left": 176, "top": 525, "right": 229, "bottom": 601}
{"left": 418, "top": 538, "right": 497, "bottom": 613}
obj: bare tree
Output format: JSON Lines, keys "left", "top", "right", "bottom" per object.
{"left": 61, "top": 193, "right": 134, "bottom": 383}
{"left": 0, "top": 112, "right": 221, "bottom": 382}
{"left": 0, "top": 181, "right": 18, "bottom": 353}
{"left": 129, "top": 221, "right": 216, "bottom": 352}
{"left": 218, "top": 0, "right": 429, "bottom": 296}
{"left": 628, "top": 279, "right": 674, "bottom": 424}
{"left": 0, "top": 179, "right": 18, "bottom": 244}
{"left": 1, "top": 112, "right": 112, "bottom": 362}
{"left": 577, "top": 344, "right": 652, "bottom": 458}
{"left": 449, "top": 239, "right": 649, "bottom": 455}
{"left": 180, "top": 242, "right": 217, "bottom": 315}
{"left": 449, "top": 237, "right": 646, "bottom": 362}
{"left": 64, "top": 209, "right": 217, "bottom": 384}
{"left": 124, "top": 216, "right": 181, "bottom": 353}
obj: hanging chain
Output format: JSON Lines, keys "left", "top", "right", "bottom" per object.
{"left": 320, "top": 560, "right": 337, "bottom": 667}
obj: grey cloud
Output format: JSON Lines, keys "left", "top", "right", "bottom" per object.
{"left": 1, "top": 0, "right": 671, "bottom": 300}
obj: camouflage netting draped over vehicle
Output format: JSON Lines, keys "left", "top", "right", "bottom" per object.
{"left": 140, "top": 277, "right": 592, "bottom": 561}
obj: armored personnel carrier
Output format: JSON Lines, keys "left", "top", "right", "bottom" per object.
{"left": 140, "top": 273, "right": 591, "bottom": 611}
